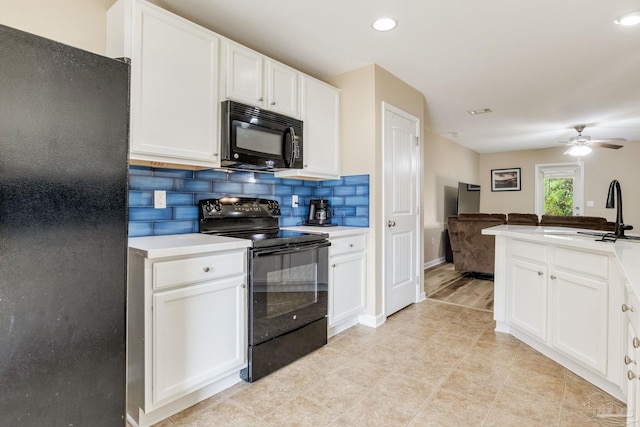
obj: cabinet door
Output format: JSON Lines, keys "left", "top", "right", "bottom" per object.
{"left": 508, "top": 258, "right": 547, "bottom": 340}
{"left": 550, "top": 270, "right": 608, "bottom": 375}
{"left": 329, "top": 253, "right": 366, "bottom": 326}
{"left": 266, "top": 60, "right": 299, "bottom": 117}
{"left": 130, "top": 1, "right": 220, "bottom": 164}
{"left": 224, "top": 41, "right": 263, "bottom": 107}
{"left": 626, "top": 320, "right": 639, "bottom": 423}
{"left": 152, "top": 276, "right": 245, "bottom": 406}
{"left": 299, "top": 75, "right": 340, "bottom": 177}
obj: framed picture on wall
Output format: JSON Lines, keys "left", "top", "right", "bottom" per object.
{"left": 491, "top": 168, "right": 521, "bottom": 192}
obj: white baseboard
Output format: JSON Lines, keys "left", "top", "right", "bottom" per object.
{"left": 424, "top": 257, "right": 446, "bottom": 270}
{"left": 358, "top": 313, "right": 386, "bottom": 328}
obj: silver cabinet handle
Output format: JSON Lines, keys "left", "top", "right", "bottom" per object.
{"left": 241, "top": 283, "right": 246, "bottom": 288}
{"left": 331, "top": 264, "right": 336, "bottom": 268}
{"left": 623, "top": 304, "right": 635, "bottom": 312}
{"left": 550, "top": 275, "right": 557, "bottom": 280}
{"left": 387, "top": 220, "right": 396, "bottom": 228}
{"left": 629, "top": 370, "right": 638, "bottom": 381}
{"left": 271, "top": 101, "right": 276, "bottom": 106}
{"left": 258, "top": 97, "right": 264, "bottom": 102}
{"left": 538, "top": 271, "right": 543, "bottom": 276}
{"left": 203, "top": 267, "right": 210, "bottom": 272}
{"left": 634, "top": 337, "right": 640, "bottom": 349}
{"left": 625, "top": 355, "right": 636, "bottom": 365}
{"left": 349, "top": 243, "right": 354, "bottom": 248}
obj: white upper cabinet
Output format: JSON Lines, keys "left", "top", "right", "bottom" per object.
{"left": 266, "top": 60, "right": 299, "bottom": 117}
{"left": 224, "top": 41, "right": 263, "bottom": 107}
{"left": 107, "top": 0, "right": 221, "bottom": 168}
{"left": 224, "top": 41, "right": 299, "bottom": 118}
{"left": 276, "top": 75, "right": 341, "bottom": 180}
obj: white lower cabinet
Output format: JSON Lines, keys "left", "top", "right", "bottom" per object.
{"left": 127, "top": 246, "right": 247, "bottom": 427}
{"left": 550, "top": 270, "right": 608, "bottom": 375}
{"left": 506, "top": 238, "right": 623, "bottom": 399}
{"left": 509, "top": 257, "right": 547, "bottom": 340}
{"left": 624, "top": 284, "right": 640, "bottom": 424}
{"left": 152, "top": 276, "right": 245, "bottom": 405}
{"left": 328, "top": 233, "right": 366, "bottom": 336}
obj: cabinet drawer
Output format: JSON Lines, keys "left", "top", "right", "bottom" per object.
{"left": 554, "top": 247, "right": 608, "bottom": 279}
{"left": 330, "top": 234, "right": 366, "bottom": 256}
{"left": 510, "top": 239, "right": 547, "bottom": 262}
{"left": 153, "top": 251, "right": 245, "bottom": 290}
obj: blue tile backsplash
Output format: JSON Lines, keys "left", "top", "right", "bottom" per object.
{"left": 128, "top": 166, "right": 370, "bottom": 237}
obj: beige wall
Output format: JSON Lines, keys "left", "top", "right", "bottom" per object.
{"left": 423, "top": 130, "right": 479, "bottom": 264}
{"left": 329, "top": 64, "right": 426, "bottom": 318}
{"left": 478, "top": 144, "right": 640, "bottom": 229}
{"left": 0, "top": 0, "right": 117, "bottom": 55}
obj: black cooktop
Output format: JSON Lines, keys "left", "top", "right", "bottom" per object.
{"left": 198, "top": 197, "right": 328, "bottom": 248}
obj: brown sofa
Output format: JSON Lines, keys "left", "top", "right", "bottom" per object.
{"left": 507, "top": 213, "right": 539, "bottom": 225}
{"left": 447, "top": 213, "right": 506, "bottom": 276}
{"left": 539, "top": 215, "right": 615, "bottom": 231}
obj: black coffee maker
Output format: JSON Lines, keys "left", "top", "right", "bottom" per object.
{"left": 306, "top": 199, "right": 335, "bottom": 226}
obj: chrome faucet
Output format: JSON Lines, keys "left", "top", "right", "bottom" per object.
{"left": 606, "top": 179, "right": 633, "bottom": 238}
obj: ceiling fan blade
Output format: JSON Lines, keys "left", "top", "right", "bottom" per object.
{"left": 591, "top": 142, "right": 623, "bottom": 149}
{"left": 590, "top": 138, "right": 627, "bottom": 143}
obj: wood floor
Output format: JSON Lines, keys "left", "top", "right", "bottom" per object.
{"left": 424, "top": 263, "right": 494, "bottom": 312}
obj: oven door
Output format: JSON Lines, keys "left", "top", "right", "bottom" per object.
{"left": 249, "top": 241, "right": 329, "bottom": 345}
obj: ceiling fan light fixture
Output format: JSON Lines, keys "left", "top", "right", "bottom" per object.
{"left": 614, "top": 10, "right": 640, "bottom": 26}
{"left": 568, "top": 145, "right": 592, "bottom": 156}
{"left": 372, "top": 18, "right": 397, "bottom": 32}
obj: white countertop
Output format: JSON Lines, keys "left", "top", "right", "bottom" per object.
{"left": 129, "top": 233, "right": 251, "bottom": 259}
{"left": 483, "top": 224, "right": 640, "bottom": 298}
{"left": 282, "top": 226, "right": 369, "bottom": 238}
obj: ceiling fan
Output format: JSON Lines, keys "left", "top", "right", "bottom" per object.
{"left": 560, "top": 125, "right": 626, "bottom": 156}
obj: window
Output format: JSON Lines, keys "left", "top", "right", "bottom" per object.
{"left": 535, "top": 163, "right": 584, "bottom": 217}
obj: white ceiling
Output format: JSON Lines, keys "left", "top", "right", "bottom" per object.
{"left": 156, "top": 0, "right": 640, "bottom": 153}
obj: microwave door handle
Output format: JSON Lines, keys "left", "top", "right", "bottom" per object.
{"left": 284, "top": 127, "right": 294, "bottom": 168}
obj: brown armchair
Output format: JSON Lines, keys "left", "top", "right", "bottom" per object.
{"left": 447, "top": 213, "right": 506, "bottom": 276}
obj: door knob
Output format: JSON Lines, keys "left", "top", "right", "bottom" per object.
{"left": 387, "top": 220, "right": 396, "bottom": 228}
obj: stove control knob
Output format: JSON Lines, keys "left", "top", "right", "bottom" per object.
{"left": 214, "top": 202, "right": 222, "bottom": 212}
{"left": 204, "top": 202, "right": 213, "bottom": 213}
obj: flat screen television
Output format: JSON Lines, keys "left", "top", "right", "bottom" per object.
{"left": 457, "top": 182, "right": 480, "bottom": 213}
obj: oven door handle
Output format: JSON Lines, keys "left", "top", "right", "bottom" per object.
{"left": 252, "top": 241, "right": 330, "bottom": 257}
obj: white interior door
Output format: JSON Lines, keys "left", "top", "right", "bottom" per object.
{"left": 383, "top": 103, "right": 420, "bottom": 316}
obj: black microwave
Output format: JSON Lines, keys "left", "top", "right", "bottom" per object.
{"left": 220, "top": 100, "right": 303, "bottom": 171}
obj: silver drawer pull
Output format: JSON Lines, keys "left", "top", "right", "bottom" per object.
{"left": 203, "top": 267, "right": 211, "bottom": 273}
{"left": 550, "top": 275, "right": 557, "bottom": 280}
{"left": 623, "top": 304, "right": 635, "bottom": 312}
{"left": 538, "top": 271, "right": 543, "bottom": 276}
{"left": 625, "top": 355, "right": 636, "bottom": 365}
{"left": 629, "top": 370, "right": 639, "bottom": 381}
{"left": 634, "top": 337, "right": 640, "bottom": 349}
{"left": 349, "top": 243, "right": 354, "bottom": 248}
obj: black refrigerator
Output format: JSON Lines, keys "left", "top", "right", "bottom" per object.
{"left": 0, "top": 25, "right": 129, "bottom": 426}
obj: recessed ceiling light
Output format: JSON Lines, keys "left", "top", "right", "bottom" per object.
{"left": 372, "top": 18, "right": 397, "bottom": 32}
{"left": 614, "top": 10, "right": 640, "bottom": 26}
{"left": 467, "top": 108, "right": 493, "bottom": 115}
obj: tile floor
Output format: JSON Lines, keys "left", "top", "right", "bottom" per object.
{"left": 145, "top": 300, "right": 626, "bottom": 426}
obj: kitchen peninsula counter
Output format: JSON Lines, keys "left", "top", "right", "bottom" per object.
{"left": 483, "top": 224, "right": 640, "bottom": 296}
{"left": 483, "top": 224, "right": 640, "bottom": 402}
